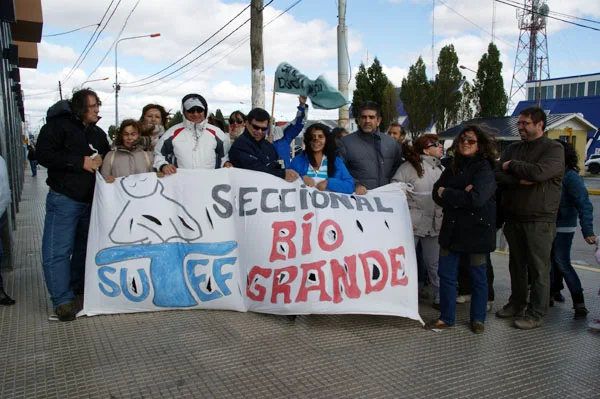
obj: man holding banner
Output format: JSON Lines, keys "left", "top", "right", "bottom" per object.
{"left": 338, "top": 101, "right": 403, "bottom": 195}
{"left": 229, "top": 107, "right": 300, "bottom": 182}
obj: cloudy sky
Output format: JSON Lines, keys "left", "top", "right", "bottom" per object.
{"left": 23, "top": 0, "right": 600, "bottom": 133}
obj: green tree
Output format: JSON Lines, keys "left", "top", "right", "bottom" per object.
{"left": 215, "top": 109, "right": 226, "bottom": 127}
{"left": 167, "top": 111, "right": 183, "bottom": 129}
{"left": 351, "top": 58, "right": 399, "bottom": 131}
{"left": 457, "top": 80, "right": 476, "bottom": 123}
{"left": 350, "top": 63, "right": 370, "bottom": 124}
{"left": 433, "top": 45, "right": 462, "bottom": 132}
{"left": 108, "top": 125, "right": 117, "bottom": 143}
{"left": 400, "top": 56, "right": 433, "bottom": 138}
{"left": 474, "top": 42, "right": 508, "bottom": 117}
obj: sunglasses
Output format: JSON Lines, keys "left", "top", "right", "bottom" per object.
{"left": 425, "top": 141, "right": 441, "bottom": 149}
{"left": 459, "top": 137, "right": 478, "bottom": 145}
{"left": 251, "top": 123, "right": 268, "bottom": 132}
{"left": 229, "top": 118, "right": 244, "bottom": 124}
{"left": 185, "top": 107, "right": 204, "bottom": 114}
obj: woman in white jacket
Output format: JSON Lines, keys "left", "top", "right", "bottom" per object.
{"left": 392, "top": 134, "right": 444, "bottom": 309}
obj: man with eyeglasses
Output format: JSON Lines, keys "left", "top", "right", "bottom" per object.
{"left": 37, "top": 88, "right": 110, "bottom": 321}
{"left": 154, "top": 93, "right": 232, "bottom": 174}
{"left": 495, "top": 105, "right": 564, "bottom": 330}
{"left": 228, "top": 96, "right": 308, "bottom": 167}
{"left": 229, "top": 107, "right": 300, "bottom": 182}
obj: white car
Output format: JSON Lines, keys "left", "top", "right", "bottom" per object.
{"left": 585, "top": 156, "right": 600, "bottom": 175}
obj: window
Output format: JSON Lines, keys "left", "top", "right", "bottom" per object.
{"left": 563, "top": 84, "right": 570, "bottom": 98}
{"left": 559, "top": 135, "right": 576, "bottom": 147}
{"left": 589, "top": 81, "right": 596, "bottom": 96}
{"left": 528, "top": 87, "right": 535, "bottom": 101}
{"left": 546, "top": 85, "right": 554, "bottom": 99}
{"left": 578, "top": 82, "right": 585, "bottom": 97}
{"left": 556, "top": 84, "right": 563, "bottom": 99}
{"left": 570, "top": 83, "right": 578, "bottom": 98}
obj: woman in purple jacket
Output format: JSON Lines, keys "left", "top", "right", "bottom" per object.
{"left": 290, "top": 123, "right": 354, "bottom": 194}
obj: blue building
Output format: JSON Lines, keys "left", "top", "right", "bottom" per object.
{"left": 512, "top": 73, "right": 600, "bottom": 159}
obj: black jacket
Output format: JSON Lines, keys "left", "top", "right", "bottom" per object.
{"left": 228, "top": 130, "right": 285, "bottom": 179}
{"left": 37, "top": 100, "right": 110, "bottom": 203}
{"left": 433, "top": 156, "right": 497, "bottom": 253}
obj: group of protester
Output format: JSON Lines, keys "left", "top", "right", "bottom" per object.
{"left": 21, "top": 87, "right": 595, "bottom": 333}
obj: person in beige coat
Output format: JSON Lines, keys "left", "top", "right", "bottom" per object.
{"left": 392, "top": 134, "right": 444, "bottom": 308}
{"left": 101, "top": 119, "right": 162, "bottom": 182}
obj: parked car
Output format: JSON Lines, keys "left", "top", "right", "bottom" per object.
{"left": 585, "top": 157, "right": 600, "bottom": 175}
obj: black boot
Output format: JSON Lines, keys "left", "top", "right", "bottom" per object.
{"left": 572, "top": 292, "right": 588, "bottom": 319}
{"left": 0, "top": 286, "right": 15, "bottom": 306}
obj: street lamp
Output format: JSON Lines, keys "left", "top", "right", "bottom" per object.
{"left": 79, "top": 77, "right": 109, "bottom": 89}
{"left": 459, "top": 65, "right": 477, "bottom": 74}
{"left": 114, "top": 33, "right": 160, "bottom": 128}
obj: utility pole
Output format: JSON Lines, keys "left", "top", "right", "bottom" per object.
{"left": 58, "top": 81, "right": 63, "bottom": 100}
{"left": 337, "top": 0, "right": 349, "bottom": 130}
{"left": 250, "top": 0, "right": 265, "bottom": 109}
{"left": 537, "top": 56, "right": 544, "bottom": 108}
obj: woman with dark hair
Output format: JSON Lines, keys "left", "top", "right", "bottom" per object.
{"left": 228, "top": 110, "right": 246, "bottom": 142}
{"left": 290, "top": 123, "right": 354, "bottom": 194}
{"left": 392, "top": 134, "right": 444, "bottom": 309}
{"left": 139, "top": 104, "right": 169, "bottom": 149}
{"left": 331, "top": 127, "right": 349, "bottom": 147}
{"left": 426, "top": 125, "right": 498, "bottom": 334}
{"left": 101, "top": 119, "right": 161, "bottom": 183}
{"left": 550, "top": 140, "right": 595, "bottom": 318}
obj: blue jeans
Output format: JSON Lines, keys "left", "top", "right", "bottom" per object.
{"left": 30, "top": 160, "right": 37, "bottom": 176}
{"left": 42, "top": 190, "right": 91, "bottom": 307}
{"left": 551, "top": 232, "right": 583, "bottom": 298}
{"left": 438, "top": 250, "right": 488, "bottom": 325}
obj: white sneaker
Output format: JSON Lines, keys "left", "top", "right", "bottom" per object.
{"left": 456, "top": 295, "right": 471, "bottom": 304}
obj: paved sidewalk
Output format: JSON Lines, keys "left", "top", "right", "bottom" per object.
{"left": 1, "top": 169, "right": 599, "bottom": 399}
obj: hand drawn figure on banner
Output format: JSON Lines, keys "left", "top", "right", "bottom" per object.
{"left": 108, "top": 173, "right": 201, "bottom": 245}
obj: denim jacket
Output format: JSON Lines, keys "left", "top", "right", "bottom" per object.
{"left": 556, "top": 168, "right": 594, "bottom": 237}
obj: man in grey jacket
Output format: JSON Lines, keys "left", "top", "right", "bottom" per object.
{"left": 495, "top": 106, "right": 565, "bottom": 330}
{"left": 338, "top": 101, "right": 403, "bottom": 194}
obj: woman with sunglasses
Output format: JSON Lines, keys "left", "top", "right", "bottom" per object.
{"left": 426, "top": 125, "right": 498, "bottom": 334}
{"left": 290, "top": 123, "right": 354, "bottom": 194}
{"left": 228, "top": 111, "right": 246, "bottom": 142}
{"left": 392, "top": 134, "right": 444, "bottom": 309}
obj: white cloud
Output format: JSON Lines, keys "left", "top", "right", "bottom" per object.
{"left": 38, "top": 41, "right": 79, "bottom": 64}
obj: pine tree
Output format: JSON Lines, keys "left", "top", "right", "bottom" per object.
{"left": 457, "top": 80, "right": 476, "bottom": 123}
{"left": 167, "top": 111, "right": 183, "bottom": 129}
{"left": 433, "top": 45, "right": 462, "bottom": 132}
{"left": 474, "top": 42, "right": 508, "bottom": 117}
{"left": 400, "top": 56, "right": 433, "bottom": 138}
{"left": 350, "top": 58, "right": 399, "bottom": 131}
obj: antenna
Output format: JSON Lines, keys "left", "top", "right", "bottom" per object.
{"left": 507, "top": 0, "right": 550, "bottom": 113}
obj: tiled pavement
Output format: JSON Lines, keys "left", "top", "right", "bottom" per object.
{"left": 1, "top": 168, "right": 599, "bottom": 399}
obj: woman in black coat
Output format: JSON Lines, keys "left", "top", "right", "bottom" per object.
{"left": 425, "top": 125, "right": 498, "bottom": 334}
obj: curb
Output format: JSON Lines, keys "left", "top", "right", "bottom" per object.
{"left": 588, "top": 189, "right": 600, "bottom": 195}
{"left": 493, "top": 250, "right": 599, "bottom": 272}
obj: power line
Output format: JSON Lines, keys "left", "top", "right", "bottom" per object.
{"left": 136, "top": 0, "right": 303, "bottom": 94}
{"left": 63, "top": 0, "right": 124, "bottom": 84}
{"left": 61, "top": 0, "right": 116, "bottom": 83}
{"left": 500, "top": 0, "right": 600, "bottom": 25}
{"left": 85, "top": 0, "right": 142, "bottom": 81}
{"left": 43, "top": 23, "right": 100, "bottom": 37}
{"left": 122, "top": 3, "right": 254, "bottom": 86}
{"left": 495, "top": 0, "right": 600, "bottom": 32}
{"left": 437, "top": 0, "right": 515, "bottom": 48}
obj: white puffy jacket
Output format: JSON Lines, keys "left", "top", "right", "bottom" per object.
{"left": 154, "top": 117, "right": 231, "bottom": 170}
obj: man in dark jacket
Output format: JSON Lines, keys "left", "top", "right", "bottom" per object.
{"left": 229, "top": 107, "right": 299, "bottom": 182}
{"left": 36, "top": 88, "right": 110, "bottom": 321}
{"left": 495, "top": 106, "right": 565, "bottom": 329}
{"left": 338, "top": 101, "right": 402, "bottom": 194}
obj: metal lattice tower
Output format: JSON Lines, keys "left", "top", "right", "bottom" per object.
{"left": 508, "top": 0, "right": 550, "bottom": 112}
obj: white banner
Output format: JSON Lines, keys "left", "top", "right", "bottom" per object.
{"left": 83, "top": 169, "right": 421, "bottom": 323}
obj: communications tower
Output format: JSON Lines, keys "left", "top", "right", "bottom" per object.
{"left": 508, "top": 0, "right": 550, "bottom": 112}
